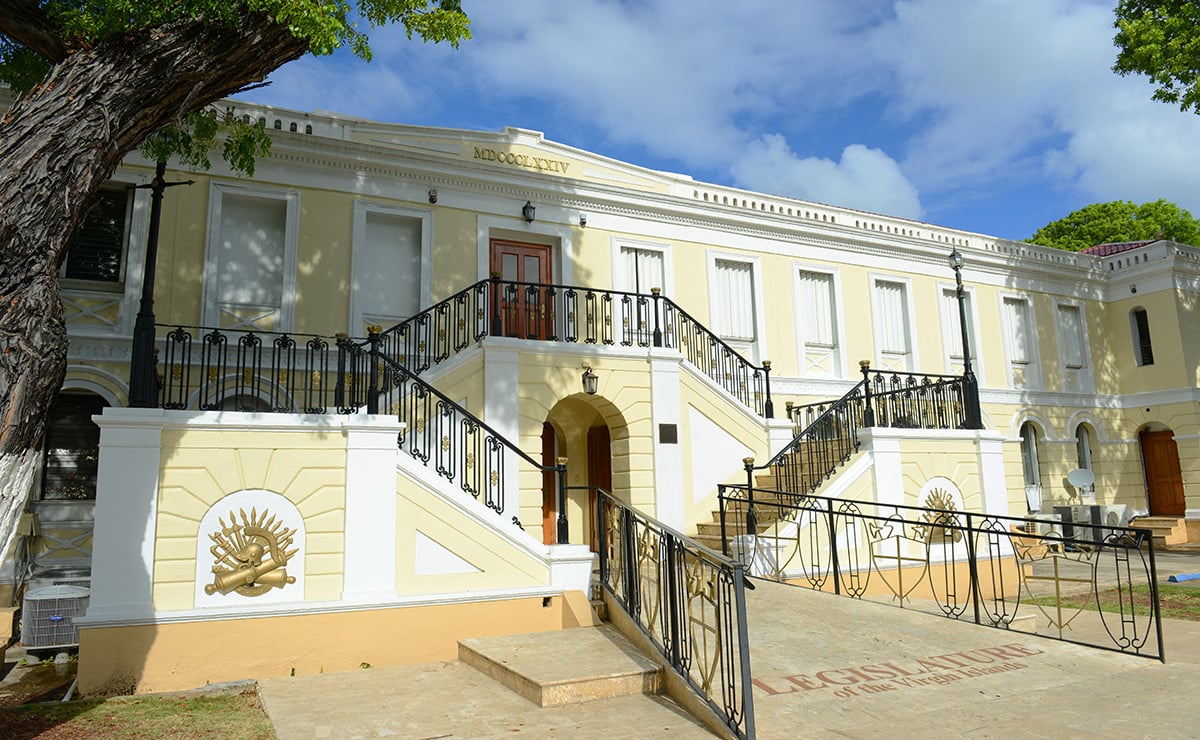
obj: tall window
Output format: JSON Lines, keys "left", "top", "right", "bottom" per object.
{"left": 940, "top": 286, "right": 974, "bottom": 373}
{"left": 41, "top": 393, "right": 109, "bottom": 500}
{"left": 1131, "top": 308, "right": 1154, "bottom": 366}
{"left": 618, "top": 245, "right": 666, "bottom": 296}
{"left": 1002, "top": 296, "right": 1038, "bottom": 388}
{"left": 1075, "top": 424, "right": 1093, "bottom": 470}
{"left": 1019, "top": 421, "right": 1041, "bottom": 488}
{"left": 712, "top": 258, "right": 757, "bottom": 345}
{"left": 872, "top": 279, "right": 912, "bottom": 370}
{"left": 62, "top": 186, "right": 131, "bottom": 284}
{"left": 1057, "top": 304, "right": 1086, "bottom": 369}
{"left": 796, "top": 269, "right": 840, "bottom": 376}
{"left": 352, "top": 208, "right": 424, "bottom": 330}
{"left": 1056, "top": 303, "right": 1090, "bottom": 391}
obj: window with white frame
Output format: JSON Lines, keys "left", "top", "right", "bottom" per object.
{"left": 940, "top": 286, "right": 975, "bottom": 374}
{"left": 1075, "top": 424, "right": 1093, "bottom": 470}
{"left": 796, "top": 268, "right": 841, "bottom": 376}
{"left": 618, "top": 244, "right": 666, "bottom": 296}
{"left": 1056, "top": 302, "right": 1091, "bottom": 391}
{"left": 1020, "top": 421, "right": 1041, "bottom": 487}
{"left": 872, "top": 279, "right": 913, "bottom": 371}
{"left": 1001, "top": 296, "right": 1038, "bottom": 388}
{"left": 203, "top": 185, "right": 298, "bottom": 332}
{"left": 62, "top": 185, "right": 132, "bottom": 285}
{"left": 711, "top": 258, "right": 759, "bottom": 359}
{"left": 351, "top": 205, "right": 429, "bottom": 332}
{"left": 1130, "top": 307, "right": 1154, "bottom": 366}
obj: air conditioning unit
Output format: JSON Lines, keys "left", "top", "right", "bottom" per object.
{"left": 21, "top": 585, "right": 89, "bottom": 649}
{"left": 1022, "top": 513, "right": 1063, "bottom": 537}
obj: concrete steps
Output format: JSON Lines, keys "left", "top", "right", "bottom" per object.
{"left": 1131, "top": 515, "right": 1189, "bottom": 548}
{"left": 458, "top": 625, "right": 663, "bottom": 707}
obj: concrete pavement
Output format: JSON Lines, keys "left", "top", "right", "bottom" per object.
{"left": 258, "top": 553, "right": 1200, "bottom": 739}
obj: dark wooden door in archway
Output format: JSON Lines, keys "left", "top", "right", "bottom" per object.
{"left": 1142, "top": 430, "right": 1185, "bottom": 516}
{"left": 587, "top": 425, "right": 612, "bottom": 550}
{"left": 541, "top": 422, "right": 557, "bottom": 545}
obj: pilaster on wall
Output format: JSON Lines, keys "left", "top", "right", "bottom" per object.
{"left": 649, "top": 351, "right": 685, "bottom": 530}
{"left": 342, "top": 416, "right": 406, "bottom": 601}
{"left": 482, "top": 344, "right": 523, "bottom": 525}
{"left": 88, "top": 409, "right": 166, "bottom": 622}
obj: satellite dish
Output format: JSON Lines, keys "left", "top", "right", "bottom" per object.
{"left": 1067, "top": 468, "right": 1095, "bottom": 488}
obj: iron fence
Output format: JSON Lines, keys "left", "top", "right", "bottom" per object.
{"left": 597, "top": 489, "right": 756, "bottom": 739}
{"left": 159, "top": 326, "right": 335, "bottom": 412}
{"left": 718, "top": 486, "right": 1164, "bottom": 661}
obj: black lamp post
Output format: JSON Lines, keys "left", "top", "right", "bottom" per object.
{"left": 128, "top": 158, "right": 192, "bottom": 407}
{"left": 949, "top": 247, "right": 983, "bottom": 429}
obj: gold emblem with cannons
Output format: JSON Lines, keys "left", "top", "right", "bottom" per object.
{"left": 205, "top": 507, "right": 298, "bottom": 597}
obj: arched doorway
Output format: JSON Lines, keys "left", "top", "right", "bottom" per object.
{"left": 540, "top": 395, "right": 625, "bottom": 549}
{"left": 1140, "top": 427, "right": 1184, "bottom": 516}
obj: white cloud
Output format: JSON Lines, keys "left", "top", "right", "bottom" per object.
{"left": 732, "top": 135, "right": 923, "bottom": 218}
{"left": 243, "top": 0, "right": 1200, "bottom": 235}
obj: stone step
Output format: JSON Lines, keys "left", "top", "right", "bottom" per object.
{"left": 1131, "top": 516, "right": 1187, "bottom": 546}
{"left": 458, "top": 625, "right": 662, "bottom": 707}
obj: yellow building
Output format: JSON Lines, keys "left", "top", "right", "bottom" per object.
{"left": 13, "top": 98, "right": 1197, "bottom": 696}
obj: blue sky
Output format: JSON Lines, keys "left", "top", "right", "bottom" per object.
{"left": 237, "top": 0, "right": 1200, "bottom": 242}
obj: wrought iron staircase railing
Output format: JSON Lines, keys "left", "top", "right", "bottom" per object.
{"left": 716, "top": 485, "right": 1165, "bottom": 662}
{"left": 723, "top": 362, "right": 974, "bottom": 544}
{"left": 156, "top": 324, "right": 568, "bottom": 535}
{"left": 338, "top": 338, "right": 569, "bottom": 536}
{"left": 595, "top": 488, "right": 756, "bottom": 739}
{"left": 373, "top": 276, "right": 774, "bottom": 418}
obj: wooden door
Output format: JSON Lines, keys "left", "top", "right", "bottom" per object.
{"left": 490, "top": 240, "right": 553, "bottom": 339}
{"left": 587, "top": 425, "right": 612, "bottom": 550}
{"left": 541, "top": 422, "right": 558, "bottom": 545}
{"left": 1142, "top": 430, "right": 1185, "bottom": 516}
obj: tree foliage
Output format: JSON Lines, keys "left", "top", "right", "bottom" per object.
{"left": 1026, "top": 199, "right": 1200, "bottom": 251}
{"left": 0, "top": 1, "right": 469, "bottom": 561}
{"left": 1114, "top": 0, "right": 1200, "bottom": 114}
{"left": 2, "top": 1, "right": 470, "bottom": 174}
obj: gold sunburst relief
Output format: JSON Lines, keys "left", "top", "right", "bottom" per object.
{"left": 205, "top": 507, "right": 298, "bottom": 597}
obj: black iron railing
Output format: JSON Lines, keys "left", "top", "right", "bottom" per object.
{"left": 340, "top": 339, "right": 568, "bottom": 532}
{"left": 718, "top": 486, "right": 1164, "bottom": 661}
{"left": 159, "top": 326, "right": 335, "bottom": 412}
{"left": 755, "top": 363, "right": 971, "bottom": 508}
{"left": 372, "top": 276, "right": 774, "bottom": 418}
{"left": 596, "top": 489, "right": 756, "bottom": 739}
{"left": 156, "top": 324, "right": 565, "bottom": 529}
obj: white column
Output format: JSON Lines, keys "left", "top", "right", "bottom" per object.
{"left": 862, "top": 428, "right": 903, "bottom": 507}
{"left": 649, "top": 351, "right": 685, "bottom": 530}
{"left": 976, "top": 431, "right": 1011, "bottom": 516}
{"left": 85, "top": 408, "right": 165, "bottom": 621}
{"left": 482, "top": 343, "right": 523, "bottom": 521}
{"left": 342, "top": 415, "right": 406, "bottom": 601}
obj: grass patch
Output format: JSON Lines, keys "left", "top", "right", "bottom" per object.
{"left": 0, "top": 689, "right": 274, "bottom": 739}
{"left": 1025, "top": 583, "right": 1200, "bottom": 622}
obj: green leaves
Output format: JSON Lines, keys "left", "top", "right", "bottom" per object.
{"left": 4, "top": 0, "right": 469, "bottom": 176}
{"left": 1114, "top": 0, "right": 1200, "bottom": 114}
{"left": 1026, "top": 199, "right": 1200, "bottom": 251}
{"left": 139, "top": 107, "right": 271, "bottom": 177}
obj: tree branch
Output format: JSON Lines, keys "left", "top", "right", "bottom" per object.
{"left": 0, "top": 0, "right": 67, "bottom": 63}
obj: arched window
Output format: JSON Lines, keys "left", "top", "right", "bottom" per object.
{"left": 1019, "top": 421, "right": 1041, "bottom": 487}
{"left": 1131, "top": 308, "right": 1154, "bottom": 366}
{"left": 1075, "top": 424, "right": 1093, "bottom": 470}
{"left": 41, "top": 392, "right": 109, "bottom": 500}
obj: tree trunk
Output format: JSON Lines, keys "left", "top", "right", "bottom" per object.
{"left": 0, "top": 14, "right": 310, "bottom": 559}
